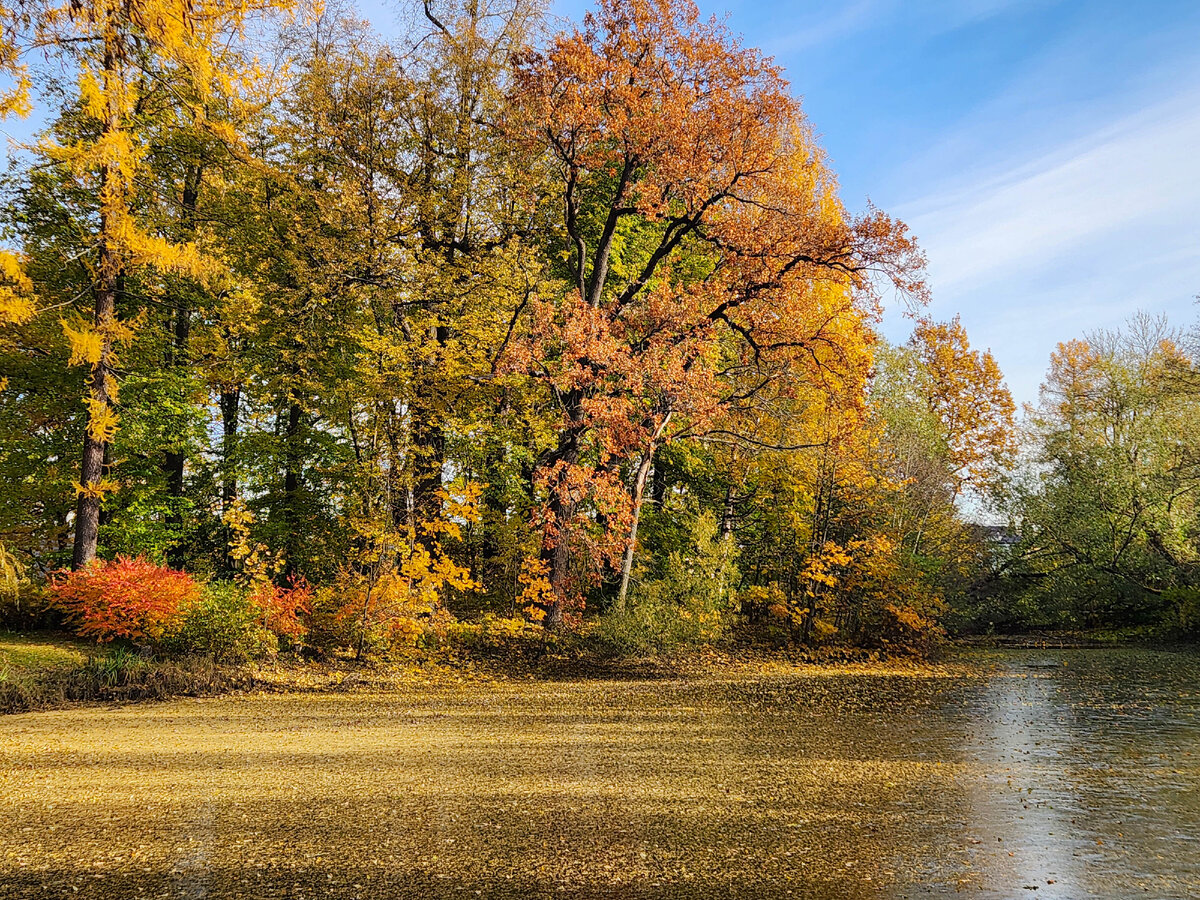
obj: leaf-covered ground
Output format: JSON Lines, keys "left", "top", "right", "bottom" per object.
{"left": 2, "top": 650, "right": 1198, "bottom": 898}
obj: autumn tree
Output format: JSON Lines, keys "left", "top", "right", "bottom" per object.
{"left": 0, "top": 3, "right": 36, "bottom": 385}
{"left": 0, "top": 0, "right": 298, "bottom": 569}
{"left": 509, "top": 0, "right": 925, "bottom": 626}
{"left": 0, "top": 0, "right": 1028, "bottom": 654}
{"left": 910, "top": 316, "right": 1016, "bottom": 498}
{"left": 1002, "top": 313, "right": 1200, "bottom": 629}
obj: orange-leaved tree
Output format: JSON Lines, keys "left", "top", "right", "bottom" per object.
{"left": 508, "top": 0, "right": 925, "bottom": 626}
{"left": 911, "top": 316, "right": 1016, "bottom": 497}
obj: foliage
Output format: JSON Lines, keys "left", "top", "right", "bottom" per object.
{"left": 251, "top": 578, "right": 313, "bottom": 641}
{"left": 426, "top": 614, "right": 546, "bottom": 657}
{"left": 0, "top": 0, "right": 1027, "bottom": 657}
{"left": 911, "top": 317, "right": 1017, "bottom": 495}
{"left": 0, "top": 0, "right": 300, "bottom": 569}
{"left": 996, "top": 313, "right": 1200, "bottom": 632}
{"left": 165, "top": 582, "right": 275, "bottom": 662}
{"left": 0, "top": 543, "right": 54, "bottom": 629}
{"left": 1172, "top": 589, "right": 1200, "bottom": 636}
{"left": 863, "top": 603, "right": 945, "bottom": 656}
{"left": 0, "top": 541, "right": 24, "bottom": 600}
{"left": 507, "top": 0, "right": 926, "bottom": 625}
{"left": 307, "top": 536, "right": 475, "bottom": 658}
{"left": 594, "top": 512, "right": 738, "bottom": 653}
{"left": 49, "top": 556, "right": 200, "bottom": 643}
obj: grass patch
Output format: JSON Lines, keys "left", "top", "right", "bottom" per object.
{"left": 0, "top": 638, "right": 252, "bottom": 714}
{"left": 0, "top": 631, "right": 91, "bottom": 678}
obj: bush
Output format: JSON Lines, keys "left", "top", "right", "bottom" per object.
{"left": 594, "top": 513, "right": 738, "bottom": 655}
{"left": 865, "top": 603, "right": 945, "bottom": 655}
{"left": 0, "top": 543, "right": 58, "bottom": 630}
{"left": 164, "top": 582, "right": 275, "bottom": 662}
{"left": 1166, "top": 587, "right": 1200, "bottom": 636}
{"left": 251, "top": 577, "right": 312, "bottom": 641}
{"left": 0, "top": 583, "right": 58, "bottom": 631}
{"left": 424, "top": 614, "right": 543, "bottom": 656}
{"left": 307, "top": 569, "right": 451, "bottom": 658}
{"left": 48, "top": 556, "right": 200, "bottom": 644}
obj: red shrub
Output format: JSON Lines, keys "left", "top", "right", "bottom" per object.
{"left": 49, "top": 556, "right": 200, "bottom": 643}
{"left": 251, "top": 576, "right": 312, "bottom": 638}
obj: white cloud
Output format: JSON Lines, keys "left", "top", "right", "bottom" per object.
{"left": 900, "top": 89, "right": 1200, "bottom": 293}
{"left": 762, "top": 0, "right": 1044, "bottom": 57}
{"left": 759, "top": 0, "right": 881, "bottom": 55}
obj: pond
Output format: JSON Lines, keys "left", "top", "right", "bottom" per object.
{"left": 2, "top": 649, "right": 1198, "bottom": 898}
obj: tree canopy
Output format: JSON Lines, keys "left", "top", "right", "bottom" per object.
{"left": 0, "top": 0, "right": 1030, "bottom": 654}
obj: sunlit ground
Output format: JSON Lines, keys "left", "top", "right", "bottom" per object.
{"left": 2, "top": 650, "right": 1198, "bottom": 898}
{"left": 0, "top": 632, "right": 90, "bottom": 676}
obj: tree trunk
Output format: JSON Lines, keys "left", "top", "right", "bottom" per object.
{"left": 719, "top": 481, "right": 736, "bottom": 541}
{"left": 715, "top": 479, "right": 738, "bottom": 607}
{"left": 164, "top": 165, "right": 202, "bottom": 568}
{"left": 650, "top": 458, "right": 667, "bottom": 507}
{"left": 72, "top": 305, "right": 115, "bottom": 569}
{"left": 541, "top": 462, "right": 577, "bottom": 630}
{"left": 411, "top": 332, "right": 447, "bottom": 524}
{"left": 220, "top": 388, "right": 240, "bottom": 513}
{"left": 72, "top": 37, "right": 122, "bottom": 571}
{"left": 615, "top": 448, "right": 655, "bottom": 613}
{"left": 538, "top": 396, "right": 584, "bottom": 629}
{"left": 388, "top": 418, "right": 410, "bottom": 532}
{"left": 616, "top": 412, "right": 671, "bottom": 613}
{"left": 283, "top": 398, "right": 303, "bottom": 574}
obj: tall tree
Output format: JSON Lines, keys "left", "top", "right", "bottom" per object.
{"left": 509, "top": 0, "right": 925, "bottom": 626}
{"left": 2, "top": 0, "right": 296, "bottom": 568}
{"left": 1005, "top": 314, "right": 1200, "bottom": 627}
{"left": 911, "top": 316, "right": 1016, "bottom": 499}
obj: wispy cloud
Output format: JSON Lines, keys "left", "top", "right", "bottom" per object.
{"left": 762, "top": 0, "right": 1044, "bottom": 57}
{"left": 901, "top": 89, "right": 1200, "bottom": 293}
{"left": 759, "top": 0, "right": 880, "bottom": 55}
{"left": 882, "top": 85, "right": 1200, "bottom": 405}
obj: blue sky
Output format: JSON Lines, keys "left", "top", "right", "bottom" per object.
{"left": 544, "top": 0, "right": 1200, "bottom": 406}
{"left": 8, "top": 0, "right": 1199, "bottom": 405}
{"left": 550, "top": 0, "right": 1200, "bottom": 405}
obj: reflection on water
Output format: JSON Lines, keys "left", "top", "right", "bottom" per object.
{"left": 1, "top": 650, "right": 1198, "bottom": 898}
{"left": 959, "top": 650, "right": 1200, "bottom": 898}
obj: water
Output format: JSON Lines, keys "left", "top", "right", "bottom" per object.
{"left": 1, "top": 650, "right": 1197, "bottom": 898}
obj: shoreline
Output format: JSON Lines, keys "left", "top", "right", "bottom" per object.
{"left": 4, "top": 630, "right": 1195, "bottom": 715}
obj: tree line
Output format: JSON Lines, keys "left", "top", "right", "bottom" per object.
{"left": 0, "top": 0, "right": 1032, "bottom": 654}
{"left": 978, "top": 313, "right": 1200, "bottom": 638}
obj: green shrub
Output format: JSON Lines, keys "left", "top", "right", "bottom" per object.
{"left": 594, "top": 513, "right": 739, "bottom": 654}
{"left": 0, "top": 583, "right": 58, "bottom": 631}
{"left": 0, "top": 544, "right": 54, "bottom": 630}
{"left": 164, "top": 582, "right": 275, "bottom": 662}
{"left": 1164, "top": 587, "right": 1200, "bottom": 635}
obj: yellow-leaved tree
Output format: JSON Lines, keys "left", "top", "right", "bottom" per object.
{"left": 0, "top": 0, "right": 300, "bottom": 567}
{"left": 0, "top": 3, "right": 35, "bottom": 383}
